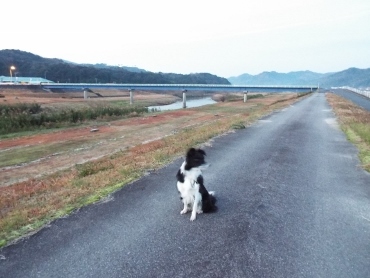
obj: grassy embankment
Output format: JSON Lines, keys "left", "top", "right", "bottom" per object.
{"left": 0, "top": 92, "right": 309, "bottom": 247}
{"left": 327, "top": 93, "right": 370, "bottom": 172}
{"left": 0, "top": 102, "right": 148, "bottom": 136}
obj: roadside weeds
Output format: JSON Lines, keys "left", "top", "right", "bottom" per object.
{"left": 326, "top": 93, "right": 370, "bottom": 172}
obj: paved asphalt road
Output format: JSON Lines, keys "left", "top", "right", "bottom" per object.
{"left": 1, "top": 93, "right": 370, "bottom": 278}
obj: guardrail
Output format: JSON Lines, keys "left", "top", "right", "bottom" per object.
{"left": 40, "top": 83, "right": 318, "bottom": 92}
{"left": 337, "top": 86, "right": 370, "bottom": 99}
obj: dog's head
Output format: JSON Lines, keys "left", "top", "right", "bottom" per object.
{"left": 184, "top": 148, "right": 208, "bottom": 170}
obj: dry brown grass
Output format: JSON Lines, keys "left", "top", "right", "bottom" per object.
{"left": 0, "top": 93, "right": 303, "bottom": 247}
{"left": 326, "top": 93, "right": 370, "bottom": 171}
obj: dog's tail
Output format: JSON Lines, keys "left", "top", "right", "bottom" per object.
{"left": 199, "top": 163, "right": 210, "bottom": 171}
{"left": 202, "top": 193, "right": 217, "bottom": 213}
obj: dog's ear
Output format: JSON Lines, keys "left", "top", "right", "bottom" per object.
{"left": 186, "top": 148, "right": 206, "bottom": 157}
{"left": 197, "top": 149, "right": 206, "bottom": 156}
{"left": 186, "top": 148, "right": 197, "bottom": 157}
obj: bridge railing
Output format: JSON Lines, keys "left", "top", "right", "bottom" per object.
{"left": 40, "top": 83, "right": 318, "bottom": 92}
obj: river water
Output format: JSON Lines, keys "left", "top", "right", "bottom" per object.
{"left": 148, "top": 97, "right": 216, "bottom": 111}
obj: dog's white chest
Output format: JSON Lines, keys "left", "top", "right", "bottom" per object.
{"left": 177, "top": 178, "right": 199, "bottom": 194}
{"left": 177, "top": 165, "right": 201, "bottom": 192}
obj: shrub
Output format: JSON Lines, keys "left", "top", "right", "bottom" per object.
{"left": 0, "top": 103, "right": 148, "bottom": 135}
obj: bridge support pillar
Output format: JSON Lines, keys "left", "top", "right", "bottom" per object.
{"left": 130, "top": 89, "right": 134, "bottom": 105}
{"left": 84, "top": 90, "right": 88, "bottom": 100}
{"left": 182, "top": 90, "right": 187, "bottom": 108}
{"left": 244, "top": 91, "right": 248, "bottom": 102}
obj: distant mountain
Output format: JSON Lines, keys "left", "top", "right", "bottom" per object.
{"left": 2, "top": 49, "right": 369, "bottom": 87}
{"left": 228, "top": 71, "right": 327, "bottom": 86}
{"left": 85, "top": 63, "right": 147, "bottom": 73}
{"left": 0, "top": 49, "right": 230, "bottom": 85}
{"left": 318, "top": 67, "right": 370, "bottom": 87}
{"left": 228, "top": 68, "right": 370, "bottom": 88}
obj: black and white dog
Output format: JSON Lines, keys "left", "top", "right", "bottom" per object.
{"left": 176, "top": 148, "right": 217, "bottom": 221}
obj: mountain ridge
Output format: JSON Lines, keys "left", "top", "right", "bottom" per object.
{"left": 0, "top": 49, "right": 230, "bottom": 85}
{"left": 228, "top": 68, "right": 370, "bottom": 88}
{"left": 1, "top": 49, "right": 369, "bottom": 87}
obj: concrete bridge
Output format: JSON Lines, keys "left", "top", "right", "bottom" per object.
{"left": 41, "top": 83, "right": 318, "bottom": 108}
{"left": 41, "top": 83, "right": 317, "bottom": 92}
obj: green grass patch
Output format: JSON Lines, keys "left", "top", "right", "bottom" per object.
{"left": 76, "top": 161, "right": 114, "bottom": 178}
{"left": 0, "top": 128, "right": 63, "bottom": 140}
{"left": 0, "top": 139, "right": 90, "bottom": 168}
{"left": 327, "top": 93, "right": 370, "bottom": 172}
{"left": 246, "top": 94, "right": 264, "bottom": 100}
{"left": 343, "top": 125, "right": 370, "bottom": 172}
{"left": 0, "top": 103, "right": 148, "bottom": 135}
{"left": 350, "top": 123, "right": 370, "bottom": 144}
{"left": 231, "top": 122, "right": 246, "bottom": 129}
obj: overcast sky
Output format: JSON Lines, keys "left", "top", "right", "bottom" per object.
{"left": 1, "top": 0, "right": 370, "bottom": 77}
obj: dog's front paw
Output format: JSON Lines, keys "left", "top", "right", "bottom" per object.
{"left": 180, "top": 209, "right": 188, "bottom": 214}
{"left": 190, "top": 211, "right": 197, "bottom": 221}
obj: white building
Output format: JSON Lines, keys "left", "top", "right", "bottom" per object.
{"left": 0, "top": 76, "right": 53, "bottom": 84}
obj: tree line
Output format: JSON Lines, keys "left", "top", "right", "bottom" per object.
{"left": 0, "top": 49, "right": 230, "bottom": 85}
